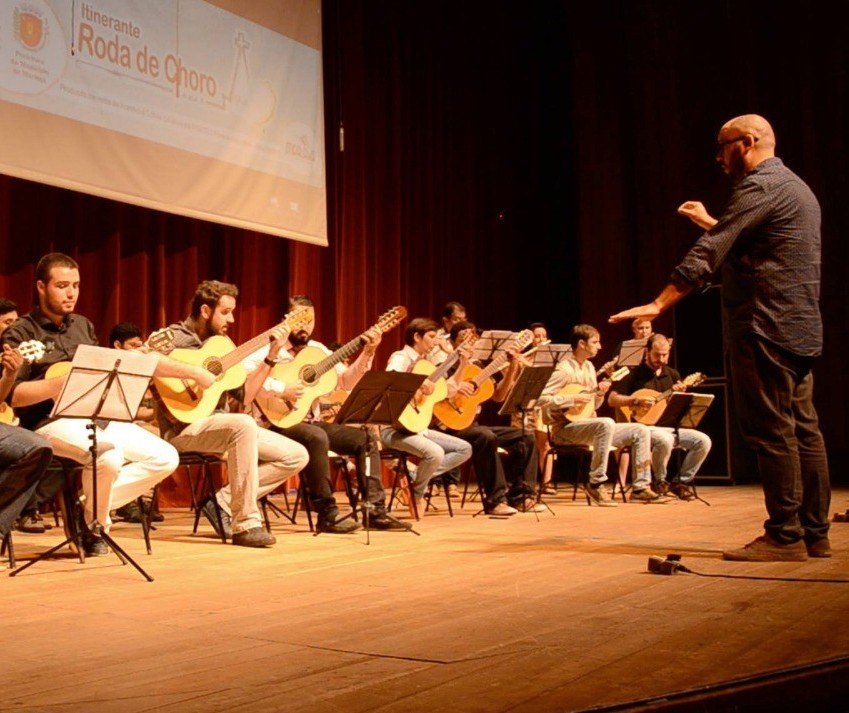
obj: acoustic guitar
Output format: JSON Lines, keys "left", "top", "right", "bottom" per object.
{"left": 433, "top": 329, "right": 533, "bottom": 431}
{"left": 154, "top": 307, "right": 312, "bottom": 424}
{"left": 620, "top": 372, "right": 705, "bottom": 425}
{"left": 394, "top": 330, "right": 477, "bottom": 433}
{"left": 0, "top": 340, "right": 47, "bottom": 425}
{"left": 559, "top": 359, "right": 630, "bottom": 422}
{"left": 256, "top": 306, "right": 407, "bottom": 428}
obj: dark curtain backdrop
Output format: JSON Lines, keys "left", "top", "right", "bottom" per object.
{"left": 1, "top": 1, "right": 846, "bottom": 472}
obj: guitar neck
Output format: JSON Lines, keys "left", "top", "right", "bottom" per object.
{"left": 472, "top": 353, "right": 509, "bottom": 386}
{"left": 428, "top": 350, "right": 462, "bottom": 383}
{"left": 311, "top": 333, "right": 367, "bottom": 378}
{"left": 220, "top": 326, "right": 280, "bottom": 373}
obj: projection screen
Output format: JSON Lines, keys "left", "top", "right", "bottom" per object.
{"left": 0, "top": 0, "right": 327, "bottom": 245}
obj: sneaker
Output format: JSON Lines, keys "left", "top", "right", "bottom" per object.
{"left": 82, "top": 532, "right": 109, "bottom": 557}
{"left": 541, "top": 483, "right": 557, "bottom": 496}
{"left": 15, "top": 513, "right": 46, "bottom": 534}
{"left": 669, "top": 483, "right": 697, "bottom": 501}
{"left": 447, "top": 484, "right": 461, "bottom": 499}
{"left": 629, "top": 487, "right": 667, "bottom": 503}
{"left": 232, "top": 527, "right": 276, "bottom": 547}
{"left": 722, "top": 535, "right": 808, "bottom": 562}
{"left": 585, "top": 484, "right": 617, "bottom": 507}
{"left": 317, "top": 515, "right": 362, "bottom": 534}
{"left": 201, "top": 498, "right": 232, "bottom": 539}
{"left": 805, "top": 537, "right": 832, "bottom": 558}
{"left": 487, "top": 501, "right": 518, "bottom": 516}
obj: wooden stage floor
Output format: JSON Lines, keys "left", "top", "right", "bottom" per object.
{"left": 4, "top": 484, "right": 849, "bottom": 713}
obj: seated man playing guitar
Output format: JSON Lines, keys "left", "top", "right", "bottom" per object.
{"left": 536, "top": 324, "right": 659, "bottom": 505}
{"left": 434, "top": 321, "right": 539, "bottom": 514}
{"left": 246, "top": 295, "right": 408, "bottom": 532}
{"left": 607, "top": 333, "right": 711, "bottom": 500}
{"left": 380, "top": 317, "right": 472, "bottom": 515}
{"left": 1, "top": 253, "right": 214, "bottom": 556}
{"left": 154, "top": 280, "right": 309, "bottom": 547}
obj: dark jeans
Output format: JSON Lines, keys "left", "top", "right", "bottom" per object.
{"left": 452, "top": 425, "right": 538, "bottom": 509}
{"left": 0, "top": 425, "right": 56, "bottom": 538}
{"left": 730, "top": 334, "right": 830, "bottom": 545}
{"left": 273, "top": 421, "right": 386, "bottom": 516}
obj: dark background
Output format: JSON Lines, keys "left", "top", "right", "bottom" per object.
{"left": 1, "top": 1, "right": 846, "bottom": 479}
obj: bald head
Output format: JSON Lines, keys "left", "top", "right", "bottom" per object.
{"left": 722, "top": 114, "right": 776, "bottom": 151}
{"left": 716, "top": 114, "right": 775, "bottom": 179}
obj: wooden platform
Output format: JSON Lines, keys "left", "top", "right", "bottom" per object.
{"left": 4, "top": 484, "right": 849, "bottom": 712}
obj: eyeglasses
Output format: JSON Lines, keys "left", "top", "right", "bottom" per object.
{"left": 716, "top": 135, "right": 757, "bottom": 150}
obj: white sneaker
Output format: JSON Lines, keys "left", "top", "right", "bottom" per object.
{"left": 488, "top": 502, "right": 518, "bottom": 516}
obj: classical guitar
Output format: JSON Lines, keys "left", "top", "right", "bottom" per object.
{"left": 395, "top": 330, "right": 477, "bottom": 433}
{"left": 433, "top": 329, "right": 533, "bottom": 431}
{"left": 620, "top": 372, "right": 705, "bottom": 425}
{"left": 0, "top": 340, "right": 47, "bottom": 425}
{"left": 154, "top": 306, "right": 313, "bottom": 424}
{"left": 256, "top": 306, "right": 407, "bottom": 428}
{"left": 559, "top": 359, "right": 630, "bottom": 422}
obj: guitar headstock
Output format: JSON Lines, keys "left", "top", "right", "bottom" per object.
{"left": 145, "top": 328, "right": 175, "bottom": 354}
{"left": 17, "top": 340, "right": 46, "bottom": 363}
{"left": 284, "top": 305, "right": 314, "bottom": 334}
{"left": 510, "top": 329, "right": 534, "bottom": 353}
{"left": 684, "top": 372, "right": 705, "bottom": 388}
{"left": 374, "top": 306, "right": 407, "bottom": 333}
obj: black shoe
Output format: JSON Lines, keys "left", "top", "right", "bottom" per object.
{"left": 201, "top": 498, "right": 232, "bottom": 539}
{"left": 317, "top": 514, "right": 362, "bottom": 534}
{"left": 15, "top": 512, "right": 46, "bottom": 534}
{"left": 232, "top": 527, "right": 276, "bottom": 547}
{"left": 82, "top": 532, "right": 109, "bottom": 556}
{"left": 368, "top": 513, "right": 410, "bottom": 531}
{"left": 114, "top": 501, "right": 144, "bottom": 523}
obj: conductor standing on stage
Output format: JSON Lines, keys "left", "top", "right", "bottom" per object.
{"left": 610, "top": 114, "right": 830, "bottom": 562}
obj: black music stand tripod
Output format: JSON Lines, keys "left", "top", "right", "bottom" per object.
{"left": 654, "top": 392, "right": 714, "bottom": 506}
{"left": 13, "top": 346, "right": 157, "bottom": 581}
{"left": 332, "top": 370, "right": 424, "bottom": 544}
{"left": 497, "top": 364, "right": 556, "bottom": 519}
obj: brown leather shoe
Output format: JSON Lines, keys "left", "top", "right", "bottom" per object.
{"left": 805, "top": 537, "right": 832, "bottom": 558}
{"left": 722, "top": 535, "right": 807, "bottom": 562}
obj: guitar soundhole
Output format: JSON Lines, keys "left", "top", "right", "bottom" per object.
{"left": 301, "top": 365, "right": 318, "bottom": 386}
{"left": 204, "top": 358, "right": 223, "bottom": 376}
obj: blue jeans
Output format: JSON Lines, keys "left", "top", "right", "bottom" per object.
{"left": 0, "top": 425, "right": 55, "bottom": 538}
{"left": 380, "top": 427, "right": 472, "bottom": 498}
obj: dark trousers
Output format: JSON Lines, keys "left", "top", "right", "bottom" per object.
{"left": 0, "top": 425, "right": 56, "bottom": 538}
{"left": 730, "top": 334, "right": 830, "bottom": 545}
{"left": 273, "top": 421, "right": 386, "bottom": 515}
{"left": 452, "top": 425, "right": 538, "bottom": 509}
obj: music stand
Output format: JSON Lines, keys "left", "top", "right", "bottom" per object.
{"left": 497, "top": 365, "right": 556, "bottom": 519}
{"left": 533, "top": 344, "right": 572, "bottom": 368}
{"left": 471, "top": 330, "right": 514, "bottom": 363}
{"left": 616, "top": 338, "right": 648, "bottom": 369}
{"left": 654, "top": 392, "right": 714, "bottom": 505}
{"left": 13, "top": 346, "right": 157, "bottom": 581}
{"left": 333, "top": 370, "right": 425, "bottom": 543}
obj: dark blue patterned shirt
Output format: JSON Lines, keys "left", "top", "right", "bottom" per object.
{"left": 672, "top": 157, "right": 822, "bottom": 357}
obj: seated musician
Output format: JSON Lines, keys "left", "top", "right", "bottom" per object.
{"left": 632, "top": 318, "right": 653, "bottom": 340}
{"left": 380, "top": 317, "right": 472, "bottom": 515}
{"left": 535, "top": 324, "right": 660, "bottom": 505}
{"left": 429, "top": 301, "right": 467, "bottom": 366}
{"left": 435, "top": 321, "right": 540, "bottom": 514}
{"left": 607, "top": 333, "right": 711, "bottom": 500}
{"left": 1, "top": 253, "right": 208, "bottom": 556}
{"left": 1, "top": 300, "right": 56, "bottom": 548}
{"left": 244, "top": 295, "right": 405, "bottom": 532}
{"left": 155, "top": 280, "right": 309, "bottom": 548}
